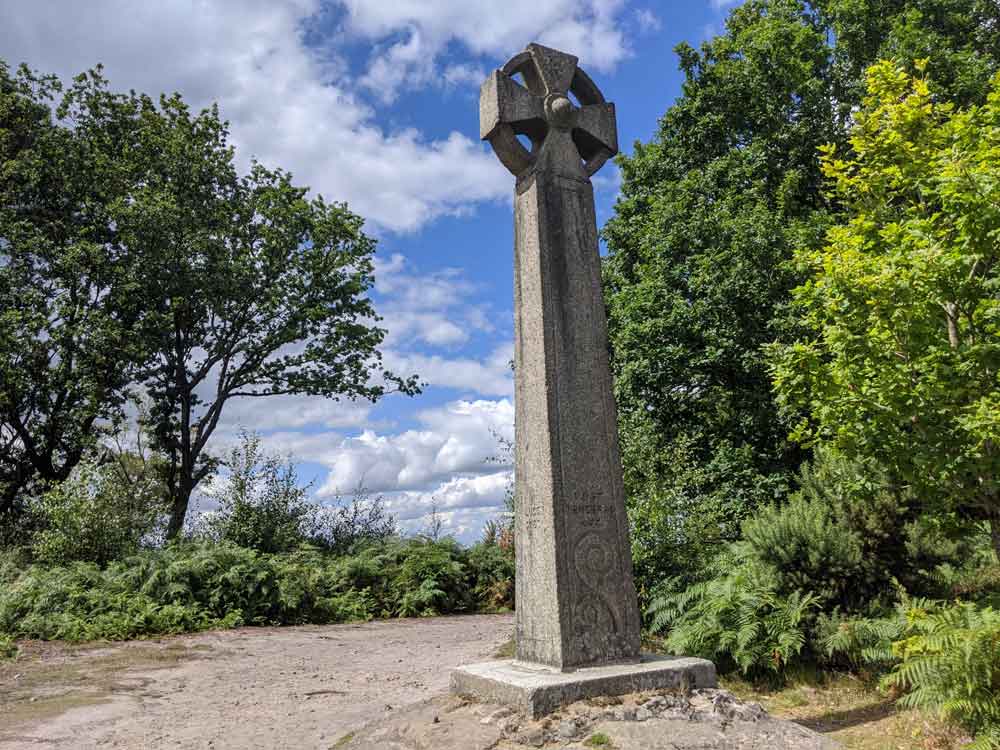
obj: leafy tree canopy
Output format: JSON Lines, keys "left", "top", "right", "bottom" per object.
{"left": 0, "top": 63, "right": 152, "bottom": 524}
{"left": 0, "top": 62, "right": 418, "bottom": 538}
{"left": 770, "top": 61, "right": 1000, "bottom": 559}
{"left": 602, "top": 0, "right": 999, "bottom": 588}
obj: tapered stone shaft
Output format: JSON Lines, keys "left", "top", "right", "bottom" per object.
{"left": 480, "top": 43, "right": 641, "bottom": 670}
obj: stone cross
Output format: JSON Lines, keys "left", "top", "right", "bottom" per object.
{"left": 480, "top": 43, "right": 641, "bottom": 670}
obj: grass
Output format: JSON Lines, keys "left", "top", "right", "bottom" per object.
{"left": 722, "top": 673, "right": 968, "bottom": 750}
{"left": 584, "top": 732, "right": 614, "bottom": 747}
{"left": 330, "top": 731, "right": 355, "bottom": 748}
{"left": 493, "top": 636, "right": 515, "bottom": 659}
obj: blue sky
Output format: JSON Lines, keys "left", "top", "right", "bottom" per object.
{"left": 2, "top": 0, "right": 738, "bottom": 541}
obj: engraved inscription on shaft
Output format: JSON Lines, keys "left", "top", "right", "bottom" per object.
{"left": 480, "top": 42, "right": 641, "bottom": 670}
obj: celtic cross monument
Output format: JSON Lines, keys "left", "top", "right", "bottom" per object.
{"left": 452, "top": 42, "right": 715, "bottom": 716}
{"left": 481, "top": 42, "right": 640, "bottom": 669}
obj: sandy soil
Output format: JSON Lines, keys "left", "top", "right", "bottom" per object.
{"left": 0, "top": 614, "right": 513, "bottom": 749}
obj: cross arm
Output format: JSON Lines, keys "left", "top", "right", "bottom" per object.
{"left": 573, "top": 103, "right": 618, "bottom": 175}
{"left": 525, "top": 43, "right": 578, "bottom": 95}
{"left": 573, "top": 103, "right": 617, "bottom": 160}
{"left": 480, "top": 71, "right": 546, "bottom": 142}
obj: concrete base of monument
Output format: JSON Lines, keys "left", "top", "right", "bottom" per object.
{"left": 450, "top": 654, "right": 717, "bottom": 719}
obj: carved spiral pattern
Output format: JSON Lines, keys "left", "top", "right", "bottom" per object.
{"left": 574, "top": 533, "right": 613, "bottom": 587}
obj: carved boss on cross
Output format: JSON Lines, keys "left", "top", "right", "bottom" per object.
{"left": 480, "top": 43, "right": 618, "bottom": 181}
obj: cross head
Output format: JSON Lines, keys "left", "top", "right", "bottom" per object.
{"left": 480, "top": 43, "right": 618, "bottom": 181}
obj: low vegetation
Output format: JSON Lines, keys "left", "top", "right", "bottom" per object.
{"left": 722, "top": 674, "right": 965, "bottom": 750}
{"left": 0, "top": 633, "right": 16, "bottom": 660}
{"left": 0, "top": 431, "right": 513, "bottom": 645}
{"left": 0, "top": 537, "right": 512, "bottom": 644}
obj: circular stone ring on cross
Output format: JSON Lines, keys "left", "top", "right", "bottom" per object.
{"left": 479, "top": 42, "right": 618, "bottom": 179}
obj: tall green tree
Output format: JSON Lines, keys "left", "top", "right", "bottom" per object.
{"left": 770, "top": 62, "right": 1000, "bottom": 560}
{"left": 108, "top": 86, "right": 419, "bottom": 539}
{"left": 602, "top": 0, "right": 999, "bottom": 589}
{"left": 0, "top": 63, "right": 150, "bottom": 529}
{"left": 1, "top": 63, "right": 418, "bottom": 539}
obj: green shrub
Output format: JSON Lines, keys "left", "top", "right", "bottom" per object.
{"left": 742, "top": 494, "right": 864, "bottom": 612}
{"left": 781, "top": 450, "right": 967, "bottom": 606}
{"left": 31, "top": 459, "right": 163, "bottom": 566}
{"left": 393, "top": 537, "right": 471, "bottom": 617}
{"left": 308, "top": 486, "right": 396, "bottom": 554}
{"left": 195, "top": 433, "right": 399, "bottom": 557}
{"left": 625, "top": 436, "right": 794, "bottom": 607}
{"left": 0, "top": 504, "right": 42, "bottom": 552}
{"left": 648, "top": 550, "right": 817, "bottom": 676}
{"left": 269, "top": 548, "right": 372, "bottom": 624}
{"left": 0, "top": 535, "right": 507, "bottom": 643}
{"left": 819, "top": 595, "right": 921, "bottom": 670}
{"left": 648, "top": 449, "right": 981, "bottom": 678}
{"left": 0, "top": 560, "right": 231, "bottom": 640}
{"left": 331, "top": 541, "right": 400, "bottom": 615}
{"left": 0, "top": 547, "right": 29, "bottom": 585}
{"left": 0, "top": 544, "right": 368, "bottom": 641}
{"left": 0, "top": 633, "right": 16, "bottom": 659}
{"left": 467, "top": 540, "right": 514, "bottom": 612}
{"left": 886, "top": 602, "right": 1000, "bottom": 748}
{"left": 195, "top": 433, "right": 315, "bottom": 554}
{"left": 824, "top": 599, "right": 1000, "bottom": 747}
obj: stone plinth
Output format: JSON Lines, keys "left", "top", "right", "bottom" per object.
{"left": 451, "top": 655, "right": 717, "bottom": 719}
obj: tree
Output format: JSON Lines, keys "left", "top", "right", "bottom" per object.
{"left": 2, "top": 62, "right": 417, "bottom": 539}
{"left": 196, "top": 432, "right": 397, "bottom": 554}
{"left": 61, "top": 72, "right": 417, "bottom": 539}
{"left": 0, "top": 63, "right": 151, "bottom": 528}
{"left": 770, "top": 61, "right": 1000, "bottom": 560}
{"left": 601, "top": 0, "right": 1000, "bottom": 586}
{"left": 822, "top": 0, "right": 1000, "bottom": 108}
{"left": 31, "top": 452, "right": 164, "bottom": 566}
{"left": 310, "top": 484, "right": 396, "bottom": 554}
{"left": 485, "top": 428, "right": 515, "bottom": 551}
{"left": 197, "top": 431, "right": 314, "bottom": 553}
{"left": 422, "top": 496, "right": 445, "bottom": 542}
{"left": 603, "top": 0, "right": 839, "bottom": 585}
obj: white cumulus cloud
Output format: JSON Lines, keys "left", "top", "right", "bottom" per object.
{"left": 341, "top": 0, "right": 632, "bottom": 102}
{"left": 0, "top": 0, "right": 509, "bottom": 233}
{"left": 259, "top": 397, "right": 512, "bottom": 496}
{"left": 388, "top": 471, "right": 512, "bottom": 540}
{"left": 384, "top": 346, "right": 513, "bottom": 397}
{"left": 373, "top": 253, "right": 497, "bottom": 348}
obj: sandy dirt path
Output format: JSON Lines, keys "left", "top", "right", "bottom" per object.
{"left": 0, "top": 614, "right": 513, "bottom": 749}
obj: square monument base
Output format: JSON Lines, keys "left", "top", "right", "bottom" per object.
{"left": 451, "top": 654, "right": 717, "bottom": 719}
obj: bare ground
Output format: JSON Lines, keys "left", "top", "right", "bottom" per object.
{"left": 0, "top": 614, "right": 513, "bottom": 750}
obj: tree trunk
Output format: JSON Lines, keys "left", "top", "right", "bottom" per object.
{"left": 991, "top": 516, "right": 1000, "bottom": 565}
{"left": 165, "top": 481, "right": 192, "bottom": 541}
{"left": 0, "top": 476, "right": 22, "bottom": 518}
{"left": 944, "top": 302, "right": 960, "bottom": 349}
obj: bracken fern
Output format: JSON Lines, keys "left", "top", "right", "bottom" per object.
{"left": 648, "top": 557, "right": 818, "bottom": 675}
{"left": 884, "top": 602, "right": 1000, "bottom": 747}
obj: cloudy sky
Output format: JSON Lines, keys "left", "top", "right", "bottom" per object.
{"left": 2, "top": 0, "right": 738, "bottom": 541}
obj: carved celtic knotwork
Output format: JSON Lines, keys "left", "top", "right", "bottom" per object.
{"left": 480, "top": 43, "right": 618, "bottom": 179}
